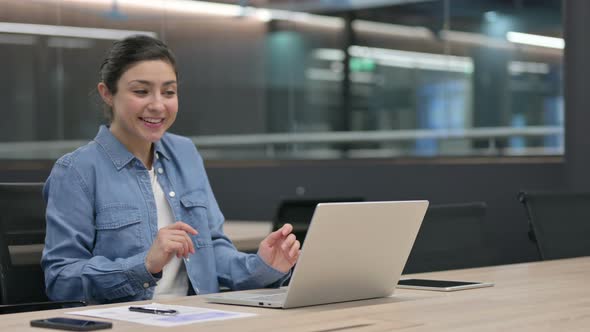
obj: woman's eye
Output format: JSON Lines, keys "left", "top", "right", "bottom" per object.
{"left": 133, "top": 90, "right": 148, "bottom": 95}
{"left": 164, "top": 90, "right": 176, "bottom": 97}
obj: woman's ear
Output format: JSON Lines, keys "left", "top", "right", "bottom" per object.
{"left": 97, "top": 82, "right": 113, "bottom": 107}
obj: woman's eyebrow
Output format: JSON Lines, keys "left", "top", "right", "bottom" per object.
{"left": 128, "top": 80, "right": 151, "bottom": 86}
{"left": 128, "top": 80, "right": 177, "bottom": 86}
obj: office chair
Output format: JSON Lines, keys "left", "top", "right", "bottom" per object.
{"left": 403, "top": 201, "right": 492, "bottom": 274}
{"left": 272, "top": 197, "right": 365, "bottom": 246}
{"left": 0, "top": 183, "right": 85, "bottom": 313}
{"left": 518, "top": 191, "right": 590, "bottom": 260}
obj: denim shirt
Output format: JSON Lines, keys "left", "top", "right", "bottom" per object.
{"left": 42, "top": 125, "right": 286, "bottom": 304}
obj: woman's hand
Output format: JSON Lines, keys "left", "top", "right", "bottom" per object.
{"left": 257, "top": 223, "right": 301, "bottom": 273}
{"left": 145, "top": 221, "right": 198, "bottom": 274}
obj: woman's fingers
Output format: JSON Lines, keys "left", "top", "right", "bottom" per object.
{"left": 159, "top": 229, "right": 196, "bottom": 257}
{"left": 289, "top": 240, "right": 301, "bottom": 258}
{"left": 263, "top": 223, "right": 294, "bottom": 247}
{"left": 172, "top": 221, "right": 198, "bottom": 235}
{"left": 281, "top": 233, "right": 297, "bottom": 251}
{"left": 146, "top": 223, "right": 197, "bottom": 274}
{"left": 167, "top": 229, "right": 195, "bottom": 255}
{"left": 280, "top": 223, "right": 294, "bottom": 236}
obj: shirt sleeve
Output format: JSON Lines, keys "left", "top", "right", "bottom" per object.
{"left": 41, "top": 157, "right": 158, "bottom": 304}
{"left": 197, "top": 161, "right": 290, "bottom": 290}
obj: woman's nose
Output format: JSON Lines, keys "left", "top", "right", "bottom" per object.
{"left": 148, "top": 95, "right": 166, "bottom": 112}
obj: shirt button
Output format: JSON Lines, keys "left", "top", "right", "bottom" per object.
{"left": 158, "top": 168, "right": 164, "bottom": 174}
{"left": 143, "top": 282, "right": 149, "bottom": 288}
{"left": 169, "top": 191, "right": 176, "bottom": 197}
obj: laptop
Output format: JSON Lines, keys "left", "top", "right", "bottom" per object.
{"left": 205, "top": 200, "right": 429, "bottom": 309}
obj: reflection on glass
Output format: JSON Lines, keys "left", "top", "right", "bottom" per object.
{"left": 0, "top": 0, "right": 563, "bottom": 160}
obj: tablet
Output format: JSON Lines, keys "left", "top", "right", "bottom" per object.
{"left": 397, "top": 278, "right": 494, "bottom": 291}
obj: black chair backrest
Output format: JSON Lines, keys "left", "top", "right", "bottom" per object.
{"left": 518, "top": 191, "right": 590, "bottom": 260}
{"left": 272, "top": 197, "right": 365, "bottom": 245}
{"left": 0, "top": 300, "right": 86, "bottom": 315}
{"left": 0, "top": 182, "right": 48, "bottom": 305}
{"left": 403, "top": 201, "right": 492, "bottom": 274}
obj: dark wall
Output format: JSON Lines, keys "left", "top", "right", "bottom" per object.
{"left": 0, "top": 158, "right": 563, "bottom": 265}
{"left": 207, "top": 159, "right": 563, "bottom": 265}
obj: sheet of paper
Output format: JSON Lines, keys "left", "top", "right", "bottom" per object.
{"left": 67, "top": 302, "right": 256, "bottom": 327}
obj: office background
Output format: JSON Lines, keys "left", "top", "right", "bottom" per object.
{"left": 1, "top": 0, "right": 587, "bottom": 266}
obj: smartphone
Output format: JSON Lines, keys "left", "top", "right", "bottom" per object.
{"left": 397, "top": 278, "right": 494, "bottom": 291}
{"left": 30, "top": 317, "right": 112, "bottom": 331}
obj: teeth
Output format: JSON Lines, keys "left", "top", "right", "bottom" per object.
{"left": 142, "top": 118, "right": 163, "bottom": 124}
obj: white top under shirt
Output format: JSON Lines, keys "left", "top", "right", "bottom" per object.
{"left": 149, "top": 168, "right": 189, "bottom": 299}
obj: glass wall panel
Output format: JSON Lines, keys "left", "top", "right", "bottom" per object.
{"left": 0, "top": 0, "right": 563, "bottom": 160}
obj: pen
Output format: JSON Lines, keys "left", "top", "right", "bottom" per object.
{"left": 128, "top": 306, "right": 178, "bottom": 315}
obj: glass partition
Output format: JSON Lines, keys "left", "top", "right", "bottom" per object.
{"left": 0, "top": 0, "right": 563, "bottom": 160}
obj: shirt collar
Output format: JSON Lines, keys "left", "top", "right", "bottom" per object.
{"left": 153, "top": 139, "right": 171, "bottom": 161}
{"left": 93, "top": 125, "right": 170, "bottom": 171}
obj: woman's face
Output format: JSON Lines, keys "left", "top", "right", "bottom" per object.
{"left": 102, "top": 60, "right": 178, "bottom": 152}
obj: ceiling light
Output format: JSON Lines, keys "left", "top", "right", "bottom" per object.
{"left": 353, "top": 20, "right": 433, "bottom": 40}
{"left": 0, "top": 22, "right": 155, "bottom": 40}
{"left": 506, "top": 31, "right": 564, "bottom": 49}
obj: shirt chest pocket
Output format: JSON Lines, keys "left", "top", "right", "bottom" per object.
{"left": 94, "top": 204, "right": 145, "bottom": 257}
{"left": 181, "top": 191, "right": 213, "bottom": 248}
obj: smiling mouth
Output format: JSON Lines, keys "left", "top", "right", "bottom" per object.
{"left": 140, "top": 117, "right": 164, "bottom": 124}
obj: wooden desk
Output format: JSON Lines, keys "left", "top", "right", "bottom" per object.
{"left": 2, "top": 257, "right": 589, "bottom": 331}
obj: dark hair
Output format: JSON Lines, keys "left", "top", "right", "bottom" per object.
{"left": 99, "top": 35, "right": 178, "bottom": 122}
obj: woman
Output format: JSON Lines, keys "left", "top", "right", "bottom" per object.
{"left": 42, "top": 35, "right": 300, "bottom": 304}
